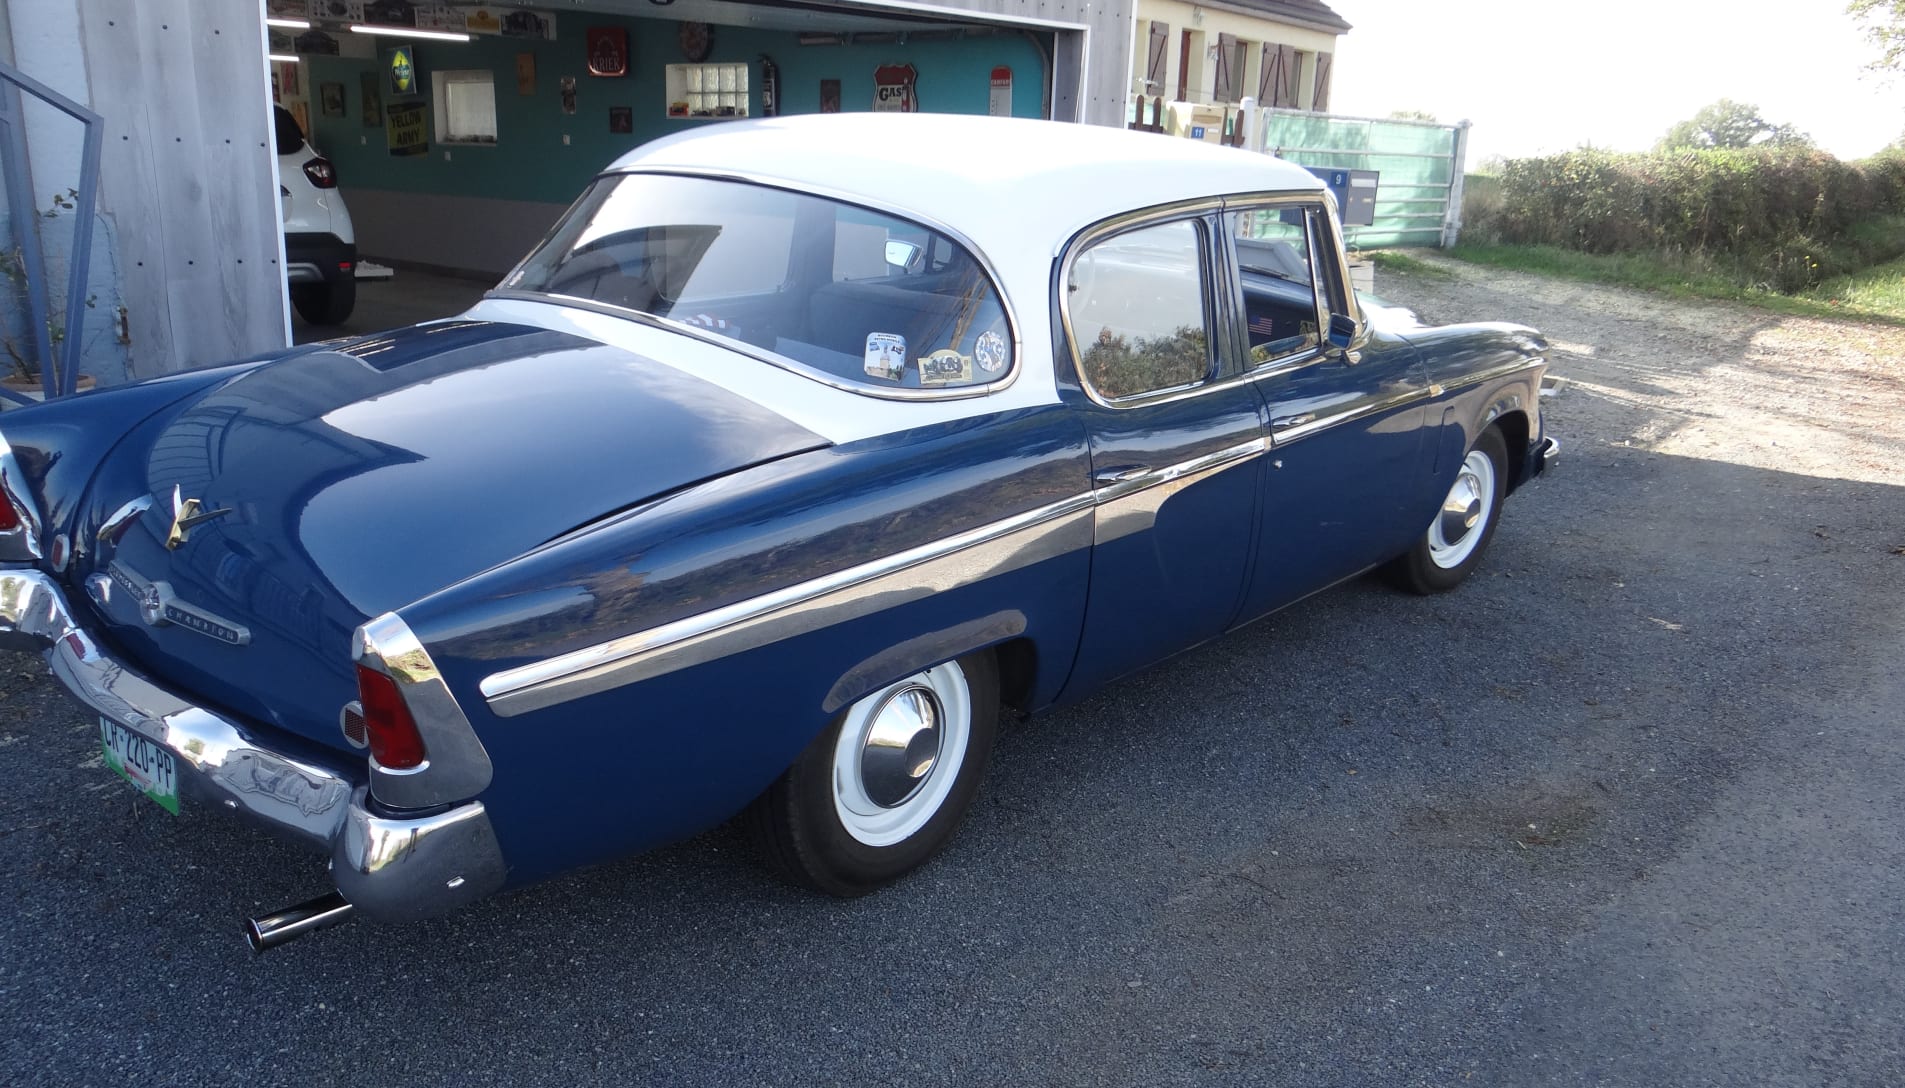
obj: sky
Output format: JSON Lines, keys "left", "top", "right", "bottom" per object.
{"left": 1326, "top": 0, "right": 1905, "bottom": 164}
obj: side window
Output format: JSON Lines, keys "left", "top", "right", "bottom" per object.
{"left": 1229, "top": 206, "right": 1321, "bottom": 366}
{"left": 1068, "top": 218, "right": 1213, "bottom": 401}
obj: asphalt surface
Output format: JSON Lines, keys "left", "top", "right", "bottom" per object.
{"left": 4, "top": 279, "right": 1903, "bottom": 1086}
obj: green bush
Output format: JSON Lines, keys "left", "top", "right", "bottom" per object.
{"left": 1490, "top": 148, "right": 1905, "bottom": 292}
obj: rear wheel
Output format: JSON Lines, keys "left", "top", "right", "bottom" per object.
{"left": 291, "top": 277, "right": 356, "bottom": 326}
{"left": 747, "top": 651, "right": 999, "bottom": 896}
{"left": 1388, "top": 425, "right": 1508, "bottom": 594}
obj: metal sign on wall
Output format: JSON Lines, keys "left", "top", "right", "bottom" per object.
{"left": 872, "top": 63, "right": 918, "bottom": 112}
{"left": 386, "top": 101, "right": 427, "bottom": 156}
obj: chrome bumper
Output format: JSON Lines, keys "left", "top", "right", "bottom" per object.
{"left": 0, "top": 568, "right": 506, "bottom": 923}
{"left": 1538, "top": 436, "right": 1560, "bottom": 472}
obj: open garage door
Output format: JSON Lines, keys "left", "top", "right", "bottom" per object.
{"left": 264, "top": 0, "right": 1081, "bottom": 342}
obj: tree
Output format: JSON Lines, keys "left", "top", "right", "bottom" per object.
{"left": 1656, "top": 100, "right": 1814, "bottom": 151}
{"left": 1849, "top": 0, "right": 1905, "bottom": 71}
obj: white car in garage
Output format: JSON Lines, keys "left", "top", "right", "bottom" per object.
{"left": 275, "top": 103, "right": 356, "bottom": 325}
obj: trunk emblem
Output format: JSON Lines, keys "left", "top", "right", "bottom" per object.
{"left": 165, "top": 486, "right": 233, "bottom": 550}
{"left": 106, "top": 561, "right": 252, "bottom": 647}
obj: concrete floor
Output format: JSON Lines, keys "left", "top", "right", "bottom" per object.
{"left": 291, "top": 265, "right": 492, "bottom": 344}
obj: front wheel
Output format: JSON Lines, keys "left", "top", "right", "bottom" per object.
{"left": 1388, "top": 425, "right": 1508, "bottom": 594}
{"left": 747, "top": 652, "right": 999, "bottom": 896}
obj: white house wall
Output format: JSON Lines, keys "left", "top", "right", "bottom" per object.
{"left": 1133, "top": 0, "right": 1336, "bottom": 106}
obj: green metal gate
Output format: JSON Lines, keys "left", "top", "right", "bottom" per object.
{"left": 1252, "top": 108, "right": 1470, "bottom": 249}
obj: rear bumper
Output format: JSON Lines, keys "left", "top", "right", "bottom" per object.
{"left": 284, "top": 232, "right": 356, "bottom": 285}
{"left": 0, "top": 567, "right": 505, "bottom": 923}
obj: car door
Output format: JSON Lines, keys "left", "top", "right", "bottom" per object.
{"left": 1225, "top": 199, "right": 1433, "bottom": 624}
{"left": 1055, "top": 208, "right": 1269, "bottom": 699}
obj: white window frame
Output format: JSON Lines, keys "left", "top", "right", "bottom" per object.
{"left": 432, "top": 69, "right": 498, "bottom": 145}
{"left": 665, "top": 63, "right": 750, "bottom": 120}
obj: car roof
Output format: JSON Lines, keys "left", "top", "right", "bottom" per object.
{"left": 608, "top": 114, "right": 1326, "bottom": 252}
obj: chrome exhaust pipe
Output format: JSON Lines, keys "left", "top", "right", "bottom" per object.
{"left": 245, "top": 892, "right": 355, "bottom": 951}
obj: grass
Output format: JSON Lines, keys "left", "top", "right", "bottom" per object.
{"left": 1365, "top": 250, "right": 1454, "bottom": 279}
{"left": 1434, "top": 244, "right": 1905, "bottom": 326}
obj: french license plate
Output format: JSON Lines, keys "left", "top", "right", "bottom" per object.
{"left": 99, "top": 717, "right": 179, "bottom": 815}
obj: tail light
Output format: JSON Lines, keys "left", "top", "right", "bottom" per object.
{"left": 302, "top": 157, "right": 338, "bottom": 189}
{"left": 355, "top": 664, "right": 426, "bottom": 769}
{"left": 0, "top": 496, "right": 18, "bottom": 534}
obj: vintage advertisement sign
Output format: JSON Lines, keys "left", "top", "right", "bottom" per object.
{"left": 386, "top": 101, "right": 428, "bottom": 156}
{"left": 988, "top": 66, "right": 1012, "bottom": 116}
{"left": 872, "top": 64, "right": 918, "bottom": 113}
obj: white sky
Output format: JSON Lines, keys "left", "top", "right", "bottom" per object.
{"left": 1326, "top": 0, "right": 1905, "bottom": 164}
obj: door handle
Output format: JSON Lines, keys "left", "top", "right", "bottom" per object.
{"left": 1271, "top": 413, "right": 1315, "bottom": 430}
{"left": 1092, "top": 465, "right": 1150, "bottom": 487}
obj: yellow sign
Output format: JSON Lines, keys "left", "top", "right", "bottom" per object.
{"left": 388, "top": 45, "right": 417, "bottom": 96}
{"left": 387, "top": 102, "right": 428, "bottom": 157}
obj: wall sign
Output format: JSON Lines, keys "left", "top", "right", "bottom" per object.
{"left": 872, "top": 63, "right": 918, "bottom": 113}
{"left": 819, "top": 79, "right": 841, "bottom": 114}
{"left": 587, "top": 27, "right": 629, "bottom": 77}
{"left": 386, "top": 44, "right": 418, "bottom": 98}
{"left": 760, "top": 54, "right": 779, "bottom": 117}
{"left": 560, "top": 76, "right": 577, "bottom": 114}
{"left": 988, "top": 66, "right": 1012, "bottom": 116}
{"left": 359, "top": 70, "right": 382, "bottom": 126}
{"left": 386, "top": 101, "right": 428, "bottom": 156}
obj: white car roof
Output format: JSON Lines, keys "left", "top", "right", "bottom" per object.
{"left": 608, "top": 113, "right": 1326, "bottom": 258}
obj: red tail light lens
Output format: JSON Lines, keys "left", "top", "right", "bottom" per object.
{"left": 0, "top": 496, "right": 19, "bottom": 533}
{"left": 355, "top": 665, "right": 425, "bottom": 769}
{"left": 302, "top": 157, "right": 338, "bottom": 189}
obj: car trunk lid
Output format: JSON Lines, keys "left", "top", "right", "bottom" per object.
{"left": 75, "top": 320, "right": 829, "bottom": 750}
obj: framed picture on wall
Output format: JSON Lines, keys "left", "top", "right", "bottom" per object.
{"left": 281, "top": 59, "right": 301, "bottom": 98}
{"left": 819, "top": 79, "right": 841, "bottom": 114}
{"left": 608, "top": 106, "right": 633, "bottom": 134}
{"left": 360, "top": 70, "right": 383, "bottom": 126}
{"left": 587, "top": 27, "right": 629, "bottom": 77}
{"left": 320, "top": 81, "right": 346, "bottom": 118}
{"left": 516, "top": 52, "right": 536, "bottom": 95}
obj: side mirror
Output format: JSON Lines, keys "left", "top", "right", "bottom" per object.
{"left": 885, "top": 239, "right": 922, "bottom": 270}
{"left": 1327, "top": 313, "right": 1357, "bottom": 350}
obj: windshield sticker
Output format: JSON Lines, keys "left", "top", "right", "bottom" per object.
{"left": 974, "top": 330, "right": 1007, "bottom": 375}
{"left": 918, "top": 349, "right": 973, "bottom": 385}
{"left": 864, "top": 332, "right": 907, "bottom": 381}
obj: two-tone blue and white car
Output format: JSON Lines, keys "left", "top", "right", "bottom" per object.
{"left": 0, "top": 114, "right": 1555, "bottom": 948}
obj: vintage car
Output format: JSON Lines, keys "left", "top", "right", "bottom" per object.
{"left": 0, "top": 114, "right": 1555, "bottom": 948}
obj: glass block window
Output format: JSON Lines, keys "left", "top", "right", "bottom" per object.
{"left": 665, "top": 63, "right": 750, "bottom": 120}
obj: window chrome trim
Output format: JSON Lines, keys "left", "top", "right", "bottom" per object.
{"left": 480, "top": 491, "right": 1096, "bottom": 717}
{"left": 356, "top": 612, "right": 495, "bottom": 809}
{"left": 491, "top": 166, "right": 1022, "bottom": 403}
{"left": 0, "top": 432, "right": 45, "bottom": 562}
{"left": 1056, "top": 197, "right": 1229, "bottom": 410}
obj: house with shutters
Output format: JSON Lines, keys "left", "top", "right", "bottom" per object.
{"left": 1131, "top": 0, "right": 1348, "bottom": 117}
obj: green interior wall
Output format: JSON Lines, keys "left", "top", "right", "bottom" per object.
{"left": 303, "top": 12, "right": 1050, "bottom": 206}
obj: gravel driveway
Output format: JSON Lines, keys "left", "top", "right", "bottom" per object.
{"left": 3, "top": 261, "right": 1901, "bottom": 1087}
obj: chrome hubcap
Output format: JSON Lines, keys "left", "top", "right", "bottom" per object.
{"left": 1426, "top": 449, "right": 1496, "bottom": 569}
{"left": 858, "top": 685, "right": 942, "bottom": 808}
{"left": 831, "top": 663, "right": 972, "bottom": 847}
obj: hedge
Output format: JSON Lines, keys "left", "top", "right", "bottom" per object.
{"left": 1479, "top": 148, "right": 1905, "bottom": 291}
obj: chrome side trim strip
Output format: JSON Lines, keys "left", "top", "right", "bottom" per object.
{"left": 481, "top": 492, "right": 1097, "bottom": 717}
{"left": 1437, "top": 355, "right": 1547, "bottom": 397}
{"left": 1093, "top": 438, "right": 1267, "bottom": 544}
{"left": 356, "top": 612, "right": 495, "bottom": 809}
{"left": 1272, "top": 387, "right": 1436, "bottom": 447}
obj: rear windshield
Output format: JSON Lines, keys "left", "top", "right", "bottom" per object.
{"left": 505, "top": 174, "right": 1014, "bottom": 394}
{"left": 273, "top": 106, "right": 305, "bottom": 156}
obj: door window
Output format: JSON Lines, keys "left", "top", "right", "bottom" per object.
{"left": 1066, "top": 218, "right": 1214, "bottom": 402}
{"left": 1229, "top": 206, "right": 1321, "bottom": 366}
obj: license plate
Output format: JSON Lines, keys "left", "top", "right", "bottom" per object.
{"left": 99, "top": 717, "right": 179, "bottom": 815}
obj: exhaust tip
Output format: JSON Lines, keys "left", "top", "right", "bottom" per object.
{"left": 246, "top": 892, "right": 355, "bottom": 952}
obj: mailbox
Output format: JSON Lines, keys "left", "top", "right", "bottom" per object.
{"left": 1306, "top": 167, "right": 1379, "bottom": 227}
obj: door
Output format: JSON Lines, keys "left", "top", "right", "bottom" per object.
{"left": 1224, "top": 201, "right": 1432, "bottom": 623}
{"left": 1057, "top": 212, "right": 1267, "bottom": 699}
